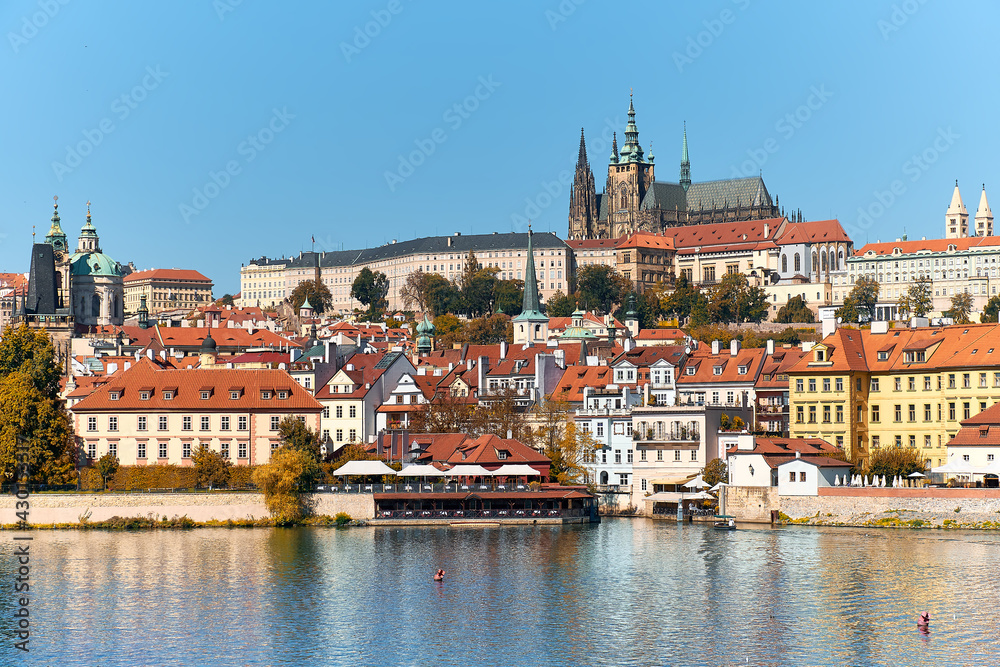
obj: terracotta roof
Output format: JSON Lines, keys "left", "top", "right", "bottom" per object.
{"left": 124, "top": 268, "right": 212, "bottom": 283}
{"left": 551, "top": 366, "right": 614, "bottom": 403}
{"left": 854, "top": 235, "right": 1000, "bottom": 257}
{"left": 70, "top": 357, "right": 321, "bottom": 413}
{"left": 662, "top": 217, "right": 784, "bottom": 251}
{"left": 777, "top": 456, "right": 852, "bottom": 468}
{"left": 635, "top": 328, "right": 687, "bottom": 341}
{"left": 156, "top": 326, "right": 298, "bottom": 350}
{"left": 612, "top": 345, "right": 687, "bottom": 368}
{"left": 677, "top": 347, "right": 765, "bottom": 384}
{"left": 775, "top": 219, "right": 851, "bottom": 245}
{"left": 755, "top": 347, "right": 807, "bottom": 389}
{"left": 616, "top": 231, "right": 675, "bottom": 250}
{"left": 729, "top": 437, "right": 842, "bottom": 457}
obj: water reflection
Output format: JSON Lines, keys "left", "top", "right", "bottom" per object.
{"left": 0, "top": 522, "right": 998, "bottom": 666}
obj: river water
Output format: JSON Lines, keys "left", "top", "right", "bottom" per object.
{"left": 0, "top": 519, "right": 996, "bottom": 666}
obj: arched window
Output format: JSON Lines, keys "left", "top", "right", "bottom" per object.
{"left": 821, "top": 252, "right": 828, "bottom": 272}
{"left": 620, "top": 185, "right": 628, "bottom": 210}
{"left": 782, "top": 255, "right": 788, "bottom": 273}
{"left": 91, "top": 294, "right": 101, "bottom": 318}
{"left": 794, "top": 253, "right": 801, "bottom": 273}
{"left": 600, "top": 471, "right": 608, "bottom": 485}
{"left": 830, "top": 250, "right": 836, "bottom": 271}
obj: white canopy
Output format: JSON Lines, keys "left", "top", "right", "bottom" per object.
{"left": 398, "top": 464, "right": 444, "bottom": 477}
{"left": 907, "top": 472, "right": 927, "bottom": 478}
{"left": 331, "top": 460, "right": 397, "bottom": 477}
{"left": 682, "top": 475, "right": 708, "bottom": 489}
{"left": 709, "top": 482, "right": 728, "bottom": 492}
{"left": 931, "top": 460, "right": 988, "bottom": 475}
{"left": 443, "top": 464, "right": 493, "bottom": 477}
{"left": 493, "top": 464, "right": 541, "bottom": 477}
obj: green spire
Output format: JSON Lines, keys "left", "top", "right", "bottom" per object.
{"left": 44, "top": 195, "right": 67, "bottom": 253}
{"left": 620, "top": 92, "right": 644, "bottom": 163}
{"left": 514, "top": 226, "right": 545, "bottom": 321}
{"left": 680, "top": 122, "right": 691, "bottom": 192}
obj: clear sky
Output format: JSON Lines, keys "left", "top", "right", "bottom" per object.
{"left": 3, "top": 0, "right": 999, "bottom": 294}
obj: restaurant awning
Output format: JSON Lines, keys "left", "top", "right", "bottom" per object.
{"left": 492, "top": 464, "right": 541, "bottom": 476}
{"left": 331, "top": 460, "right": 397, "bottom": 477}
{"left": 397, "top": 464, "right": 444, "bottom": 477}
{"left": 442, "top": 464, "right": 493, "bottom": 476}
{"left": 649, "top": 474, "right": 698, "bottom": 486}
{"left": 644, "top": 492, "right": 685, "bottom": 503}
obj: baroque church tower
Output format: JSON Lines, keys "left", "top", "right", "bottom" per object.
{"left": 604, "top": 94, "right": 655, "bottom": 239}
{"left": 945, "top": 180, "right": 969, "bottom": 239}
{"left": 567, "top": 128, "right": 598, "bottom": 240}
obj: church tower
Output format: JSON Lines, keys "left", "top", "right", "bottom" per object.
{"left": 43, "top": 196, "right": 70, "bottom": 310}
{"left": 945, "top": 180, "right": 969, "bottom": 239}
{"left": 679, "top": 122, "right": 691, "bottom": 192}
{"left": 512, "top": 227, "right": 548, "bottom": 346}
{"left": 975, "top": 184, "right": 993, "bottom": 237}
{"left": 605, "top": 94, "right": 655, "bottom": 239}
{"left": 568, "top": 128, "right": 599, "bottom": 240}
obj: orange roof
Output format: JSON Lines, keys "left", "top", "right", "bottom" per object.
{"left": 755, "top": 347, "right": 807, "bottom": 388}
{"left": 663, "top": 217, "right": 784, "bottom": 252}
{"left": 551, "top": 366, "right": 614, "bottom": 403}
{"left": 70, "top": 357, "right": 321, "bottom": 413}
{"left": 565, "top": 238, "right": 621, "bottom": 249}
{"left": 156, "top": 326, "right": 297, "bottom": 350}
{"left": 635, "top": 328, "right": 687, "bottom": 341}
{"left": 776, "top": 219, "right": 851, "bottom": 245}
{"left": 854, "top": 235, "right": 1000, "bottom": 257}
{"left": 677, "top": 347, "right": 766, "bottom": 384}
{"left": 615, "top": 231, "right": 675, "bottom": 250}
{"left": 124, "top": 268, "right": 212, "bottom": 283}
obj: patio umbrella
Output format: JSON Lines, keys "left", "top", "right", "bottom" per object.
{"left": 709, "top": 482, "right": 728, "bottom": 492}
{"left": 493, "top": 464, "right": 541, "bottom": 477}
{"left": 907, "top": 472, "right": 926, "bottom": 478}
{"left": 442, "top": 464, "right": 492, "bottom": 477}
{"left": 398, "top": 464, "right": 443, "bottom": 477}
{"left": 331, "top": 460, "right": 397, "bottom": 477}
{"left": 682, "top": 475, "right": 708, "bottom": 490}
{"left": 688, "top": 491, "right": 715, "bottom": 500}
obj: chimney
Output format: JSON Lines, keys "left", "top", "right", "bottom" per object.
{"left": 730, "top": 339, "right": 740, "bottom": 356}
{"left": 795, "top": 450, "right": 801, "bottom": 459}
{"left": 500, "top": 340, "right": 508, "bottom": 360}
{"left": 712, "top": 340, "right": 720, "bottom": 355}
{"left": 766, "top": 339, "right": 775, "bottom": 355}
{"left": 764, "top": 222, "right": 770, "bottom": 238}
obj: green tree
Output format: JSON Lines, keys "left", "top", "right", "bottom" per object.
{"left": 774, "top": 295, "right": 816, "bottom": 323}
{"left": 689, "top": 293, "right": 710, "bottom": 327}
{"left": 897, "top": 276, "right": 933, "bottom": 319}
{"left": 433, "top": 314, "right": 466, "bottom": 349}
{"left": 947, "top": 291, "right": 974, "bottom": 324}
{"left": 702, "top": 458, "right": 728, "bottom": 487}
{"left": 252, "top": 447, "right": 316, "bottom": 523}
{"left": 290, "top": 280, "right": 333, "bottom": 315}
{"left": 351, "top": 267, "right": 389, "bottom": 316}
{"left": 576, "top": 265, "right": 631, "bottom": 315}
{"left": 982, "top": 294, "right": 1000, "bottom": 323}
{"left": 494, "top": 279, "right": 524, "bottom": 317}
{"left": 95, "top": 453, "right": 119, "bottom": 490}
{"left": 465, "top": 314, "right": 512, "bottom": 344}
{"left": 464, "top": 266, "right": 501, "bottom": 317}
{"left": 837, "top": 276, "right": 879, "bottom": 324}
{"left": 708, "top": 273, "right": 768, "bottom": 324}
{"left": 661, "top": 274, "right": 702, "bottom": 324}
{"left": 216, "top": 294, "right": 235, "bottom": 307}
{"left": 425, "top": 274, "right": 461, "bottom": 317}
{"left": 0, "top": 324, "right": 62, "bottom": 396}
{"left": 545, "top": 290, "right": 576, "bottom": 317}
{"left": 278, "top": 416, "right": 322, "bottom": 486}
{"left": 864, "top": 446, "right": 924, "bottom": 480}
{"left": 192, "top": 444, "right": 232, "bottom": 489}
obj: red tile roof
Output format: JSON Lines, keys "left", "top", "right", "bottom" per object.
{"left": 124, "top": 268, "right": 212, "bottom": 283}
{"left": 776, "top": 219, "right": 851, "bottom": 245}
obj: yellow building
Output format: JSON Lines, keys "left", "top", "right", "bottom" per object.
{"left": 124, "top": 268, "right": 213, "bottom": 314}
{"left": 789, "top": 323, "right": 1000, "bottom": 467}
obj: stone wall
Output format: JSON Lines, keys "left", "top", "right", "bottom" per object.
{"left": 724, "top": 486, "right": 779, "bottom": 523}
{"left": 781, "top": 488, "right": 1000, "bottom": 528}
{"left": 0, "top": 492, "right": 375, "bottom": 526}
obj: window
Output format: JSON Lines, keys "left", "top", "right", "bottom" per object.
{"left": 871, "top": 378, "right": 880, "bottom": 391}
{"left": 159, "top": 416, "right": 168, "bottom": 431}
{"left": 964, "top": 402, "right": 971, "bottom": 420}
{"left": 963, "top": 373, "right": 971, "bottom": 388}
{"left": 323, "top": 406, "right": 330, "bottom": 418}
{"left": 871, "top": 405, "right": 880, "bottom": 423}
{"left": 690, "top": 450, "right": 697, "bottom": 461}
{"left": 349, "top": 428, "right": 357, "bottom": 442}
{"left": 963, "top": 454, "right": 971, "bottom": 462}
{"left": 800, "top": 471, "right": 807, "bottom": 483}
{"left": 894, "top": 377, "right": 901, "bottom": 391}
{"left": 836, "top": 405, "right": 844, "bottom": 423}
{"left": 138, "top": 416, "right": 147, "bottom": 431}
{"left": 641, "top": 479, "right": 647, "bottom": 491}
{"left": 925, "top": 435, "right": 932, "bottom": 448}
{"left": 656, "top": 450, "right": 663, "bottom": 461}
{"left": 796, "top": 406, "right": 804, "bottom": 423}
{"left": 713, "top": 366, "right": 723, "bottom": 376}
{"left": 909, "top": 435, "right": 916, "bottom": 448}
{"left": 796, "top": 379, "right": 804, "bottom": 392}
{"left": 201, "top": 391, "right": 211, "bottom": 400}
{"left": 908, "top": 404, "right": 916, "bottom": 422}
{"left": 163, "top": 390, "right": 174, "bottom": 400}
{"left": 908, "top": 377, "right": 915, "bottom": 391}
{"left": 924, "top": 376, "right": 932, "bottom": 390}
{"left": 108, "top": 416, "right": 118, "bottom": 432}
{"left": 948, "top": 374, "right": 956, "bottom": 389}
{"left": 640, "top": 449, "right": 646, "bottom": 461}
{"left": 894, "top": 405, "right": 901, "bottom": 422}
{"left": 230, "top": 391, "right": 240, "bottom": 400}
{"left": 808, "top": 379, "right": 817, "bottom": 392}
{"left": 981, "top": 373, "right": 988, "bottom": 388}
{"left": 597, "top": 423, "right": 605, "bottom": 437}
{"left": 201, "top": 416, "right": 210, "bottom": 431}
{"left": 895, "top": 435, "right": 902, "bottom": 447}
{"left": 674, "top": 450, "right": 682, "bottom": 461}
{"left": 614, "top": 450, "right": 621, "bottom": 464}
{"left": 823, "top": 406, "right": 831, "bottom": 423}
{"left": 627, "top": 450, "right": 633, "bottom": 463}
{"left": 221, "top": 416, "right": 230, "bottom": 431}
{"left": 238, "top": 442, "right": 248, "bottom": 459}
{"left": 270, "top": 416, "right": 280, "bottom": 431}
{"left": 278, "top": 391, "right": 288, "bottom": 400}
{"left": 349, "top": 405, "right": 357, "bottom": 418}
{"left": 808, "top": 406, "right": 816, "bottom": 423}
{"left": 949, "top": 403, "right": 956, "bottom": 421}
{"left": 336, "top": 429, "right": 343, "bottom": 442}
{"left": 137, "top": 441, "right": 147, "bottom": 459}
{"left": 182, "top": 416, "right": 192, "bottom": 431}
{"left": 856, "top": 378, "right": 862, "bottom": 391}
{"left": 87, "top": 416, "right": 97, "bottom": 432}
{"left": 924, "top": 404, "right": 931, "bottom": 421}
{"left": 823, "top": 379, "right": 831, "bottom": 392}
{"left": 109, "top": 391, "right": 120, "bottom": 401}
{"left": 789, "top": 471, "right": 796, "bottom": 482}
{"left": 872, "top": 435, "right": 879, "bottom": 448}
{"left": 261, "top": 391, "right": 272, "bottom": 400}
{"left": 182, "top": 442, "right": 192, "bottom": 458}
{"left": 159, "top": 442, "right": 168, "bottom": 459}
{"left": 336, "top": 406, "right": 343, "bottom": 419}
{"left": 221, "top": 442, "right": 230, "bottom": 459}
{"left": 835, "top": 378, "right": 843, "bottom": 391}
{"left": 140, "top": 391, "right": 150, "bottom": 401}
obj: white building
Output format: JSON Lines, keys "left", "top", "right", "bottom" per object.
{"left": 776, "top": 454, "right": 852, "bottom": 496}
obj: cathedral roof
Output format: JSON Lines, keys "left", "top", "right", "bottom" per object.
{"left": 686, "top": 176, "right": 772, "bottom": 209}
{"left": 69, "top": 252, "right": 123, "bottom": 277}
{"left": 640, "top": 182, "right": 687, "bottom": 212}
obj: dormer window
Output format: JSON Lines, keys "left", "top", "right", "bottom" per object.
{"left": 109, "top": 391, "right": 121, "bottom": 401}
{"left": 686, "top": 366, "right": 696, "bottom": 375}
{"left": 139, "top": 391, "right": 150, "bottom": 401}
{"left": 903, "top": 351, "right": 926, "bottom": 363}
{"left": 278, "top": 391, "right": 288, "bottom": 400}
{"left": 261, "top": 391, "right": 272, "bottom": 400}
{"left": 815, "top": 349, "right": 826, "bottom": 362}
{"left": 230, "top": 391, "right": 240, "bottom": 400}
{"left": 497, "top": 450, "right": 509, "bottom": 460}
{"left": 737, "top": 365, "right": 748, "bottom": 375}
{"left": 163, "top": 390, "right": 174, "bottom": 400}
{"left": 713, "top": 366, "right": 723, "bottom": 376}
{"left": 877, "top": 351, "right": 888, "bottom": 361}
{"left": 200, "top": 391, "right": 211, "bottom": 400}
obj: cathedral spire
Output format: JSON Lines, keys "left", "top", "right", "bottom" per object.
{"left": 620, "top": 92, "right": 644, "bottom": 163}
{"left": 44, "top": 195, "right": 67, "bottom": 254}
{"left": 946, "top": 180, "right": 969, "bottom": 238}
{"left": 512, "top": 225, "right": 548, "bottom": 344}
{"left": 610, "top": 132, "right": 619, "bottom": 164}
{"left": 521, "top": 225, "right": 541, "bottom": 315}
{"left": 976, "top": 183, "right": 993, "bottom": 236}
{"left": 680, "top": 121, "right": 691, "bottom": 192}
{"left": 577, "top": 127, "right": 589, "bottom": 168}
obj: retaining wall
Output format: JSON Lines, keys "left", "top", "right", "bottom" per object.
{"left": 724, "top": 486, "right": 779, "bottom": 523}
{"left": 0, "top": 492, "right": 375, "bottom": 525}
{"left": 782, "top": 488, "right": 1000, "bottom": 528}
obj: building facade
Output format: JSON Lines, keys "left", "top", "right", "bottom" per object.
{"left": 125, "top": 269, "right": 214, "bottom": 315}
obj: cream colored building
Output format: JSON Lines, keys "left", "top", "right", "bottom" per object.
{"left": 124, "top": 268, "right": 214, "bottom": 315}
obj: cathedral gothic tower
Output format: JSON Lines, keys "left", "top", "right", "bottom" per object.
{"left": 568, "top": 128, "right": 598, "bottom": 240}
{"left": 604, "top": 94, "right": 654, "bottom": 239}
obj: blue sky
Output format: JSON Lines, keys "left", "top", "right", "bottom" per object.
{"left": 2, "top": 0, "right": 998, "bottom": 294}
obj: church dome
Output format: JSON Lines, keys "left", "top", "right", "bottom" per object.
{"left": 200, "top": 331, "right": 217, "bottom": 353}
{"left": 69, "top": 252, "right": 123, "bottom": 277}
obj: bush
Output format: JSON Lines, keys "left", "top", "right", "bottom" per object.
{"left": 78, "top": 464, "right": 257, "bottom": 491}
{"left": 334, "top": 512, "right": 352, "bottom": 527}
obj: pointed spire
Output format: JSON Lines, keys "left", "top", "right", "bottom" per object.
{"left": 947, "top": 180, "right": 967, "bottom": 214}
{"left": 520, "top": 225, "right": 541, "bottom": 316}
{"left": 44, "top": 194, "right": 67, "bottom": 251}
{"left": 976, "top": 183, "right": 993, "bottom": 237}
{"left": 577, "top": 127, "right": 589, "bottom": 168}
{"left": 620, "top": 91, "right": 643, "bottom": 162}
{"left": 679, "top": 121, "right": 691, "bottom": 192}
{"left": 946, "top": 180, "right": 970, "bottom": 238}
{"left": 610, "top": 131, "right": 619, "bottom": 164}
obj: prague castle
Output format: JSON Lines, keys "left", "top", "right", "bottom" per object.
{"left": 568, "top": 95, "right": 790, "bottom": 241}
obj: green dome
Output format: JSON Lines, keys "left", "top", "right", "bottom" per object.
{"left": 69, "top": 252, "right": 123, "bottom": 277}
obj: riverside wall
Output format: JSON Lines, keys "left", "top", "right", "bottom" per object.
{"left": 724, "top": 486, "right": 779, "bottom": 523}
{"left": 0, "top": 492, "right": 375, "bottom": 525}
{"left": 781, "top": 488, "right": 1000, "bottom": 529}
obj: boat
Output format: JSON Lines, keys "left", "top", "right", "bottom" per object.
{"left": 713, "top": 514, "right": 737, "bottom": 530}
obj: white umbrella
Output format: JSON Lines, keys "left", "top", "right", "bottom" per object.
{"left": 398, "top": 464, "right": 443, "bottom": 477}
{"left": 493, "top": 464, "right": 541, "bottom": 477}
{"left": 687, "top": 491, "right": 715, "bottom": 500}
{"left": 331, "top": 460, "right": 397, "bottom": 477}
{"left": 834, "top": 474, "right": 841, "bottom": 486}
{"left": 442, "top": 464, "right": 492, "bottom": 477}
{"left": 907, "top": 472, "right": 926, "bottom": 478}
{"left": 709, "top": 482, "right": 728, "bottom": 492}
{"left": 682, "top": 475, "right": 708, "bottom": 490}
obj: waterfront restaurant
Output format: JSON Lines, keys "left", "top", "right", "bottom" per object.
{"left": 373, "top": 484, "right": 599, "bottom": 523}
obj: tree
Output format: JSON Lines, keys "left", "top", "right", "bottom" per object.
{"left": 689, "top": 293, "right": 710, "bottom": 327}
{"left": 708, "top": 273, "right": 768, "bottom": 324}
{"left": 897, "top": 276, "right": 933, "bottom": 319}
{"left": 277, "top": 416, "right": 322, "bottom": 486}
{"left": 399, "top": 269, "right": 431, "bottom": 312}
{"left": 702, "top": 458, "right": 728, "bottom": 487}
{"left": 982, "top": 295, "right": 1000, "bottom": 323}
{"left": 192, "top": 444, "right": 232, "bottom": 489}
{"left": 863, "top": 446, "right": 924, "bottom": 480}
{"left": 425, "top": 274, "right": 461, "bottom": 317}
{"left": 465, "top": 314, "right": 512, "bottom": 344}
{"left": 290, "top": 280, "right": 332, "bottom": 315}
{"left": 576, "top": 265, "right": 631, "bottom": 315}
{"left": 216, "top": 294, "right": 235, "bottom": 307}
{"left": 0, "top": 326, "right": 76, "bottom": 484}
{"left": 527, "top": 398, "right": 598, "bottom": 484}
{"left": 252, "top": 447, "right": 316, "bottom": 523}
{"left": 837, "top": 276, "right": 879, "bottom": 323}
{"left": 947, "top": 291, "right": 974, "bottom": 324}
{"left": 545, "top": 290, "right": 576, "bottom": 317}
{"left": 661, "top": 274, "right": 703, "bottom": 325}
{"left": 351, "top": 267, "right": 389, "bottom": 316}
{"left": 494, "top": 279, "right": 524, "bottom": 317}
{"left": 774, "top": 295, "right": 816, "bottom": 323}
{"left": 95, "top": 453, "right": 119, "bottom": 490}
{"left": 433, "top": 314, "right": 466, "bottom": 349}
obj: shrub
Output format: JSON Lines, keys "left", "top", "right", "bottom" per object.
{"left": 334, "top": 512, "right": 352, "bottom": 526}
